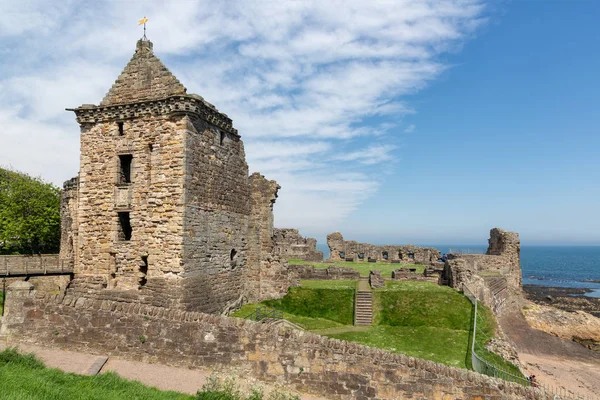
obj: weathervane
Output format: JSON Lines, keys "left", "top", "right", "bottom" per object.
{"left": 139, "top": 16, "right": 149, "bottom": 40}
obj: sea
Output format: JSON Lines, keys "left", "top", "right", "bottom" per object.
{"left": 315, "top": 244, "right": 600, "bottom": 298}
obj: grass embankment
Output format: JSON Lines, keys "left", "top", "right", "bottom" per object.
{"left": 0, "top": 349, "right": 300, "bottom": 400}
{"left": 326, "top": 281, "right": 472, "bottom": 368}
{"left": 287, "top": 259, "right": 426, "bottom": 278}
{"left": 232, "top": 281, "right": 355, "bottom": 330}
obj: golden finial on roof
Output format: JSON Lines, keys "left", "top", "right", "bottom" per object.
{"left": 138, "top": 16, "right": 149, "bottom": 40}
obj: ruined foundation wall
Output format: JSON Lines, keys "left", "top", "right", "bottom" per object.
{"left": 273, "top": 229, "right": 323, "bottom": 262}
{"left": 1, "top": 283, "right": 550, "bottom": 400}
{"left": 327, "top": 232, "right": 440, "bottom": 264}
{"left": 288, "top": 264, "right": 360, "bottom": 280}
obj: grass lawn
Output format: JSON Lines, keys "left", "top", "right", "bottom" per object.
{"left": 298, "top": 280, "right": 357, "bottom": 289}
{"left": 287, "top": 259, "right": 426, "bottom": 278}
{"left": 0, "top": 348, "right": 192, "bottom": 400}
{"left": 326, "top": 325, "right": 470, "bottom": 368}
{"left": 231, "top": 302, "right": 345, "bottom": 331}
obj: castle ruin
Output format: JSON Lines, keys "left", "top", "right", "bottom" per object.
{"left": 59, "top": 39, "right": 293, "bottom": 314}
{"left": 327, "top": 232, "right": 440, "bottom": 264}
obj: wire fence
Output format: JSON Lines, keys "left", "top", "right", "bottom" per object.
{"left": 462, "top": 283, "right": 597, "bottom": 400}
{"left": 244, "top": 306, "right": 284, "bottom": 322}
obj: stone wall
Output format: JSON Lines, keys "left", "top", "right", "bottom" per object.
{"left": 288, "top": 264, "right": 360, "bottom": 280}
{"left": 60, "top": 38, "right": 290, "bottom": 315}
{"left": 273, "top": 229, "right": 323, "bottom": 262}
{"left": 391, "top": 268, "right": 439, "bottom": 283}
{"left": 59, "top": 177, "right": 78, "bottom": 268}
{"left": 1, "top": 282, "right": 550, "bottom": 400}
{"left": 327, "top": 232, "right": 440, "bottom": 264}
{"left": 443, "top": 228, "right": 521, "bottom": 314}
{"left": 246, "top": 174, "right": 298, "bottom": 304}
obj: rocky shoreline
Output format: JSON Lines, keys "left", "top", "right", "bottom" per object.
{"left": 523, "top": 284, "right": 600, "bottom": 317}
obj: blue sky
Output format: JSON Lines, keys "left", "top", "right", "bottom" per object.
{"left": 0, "top": 1, "right": 598, "bottom": 246}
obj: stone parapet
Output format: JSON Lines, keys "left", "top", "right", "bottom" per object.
{"left": 68, "top": 95, "right": 237, "bottom": 135}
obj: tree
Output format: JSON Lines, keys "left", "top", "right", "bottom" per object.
{"left": 0, "top": 167, "right": 60, "bottom": 254}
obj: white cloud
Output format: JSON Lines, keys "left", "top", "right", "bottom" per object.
{"left": 0, "top": 0, "right": 488, "bottom": 234}
{"left": 404, "top": 124, "right": 416, "bottom": 133}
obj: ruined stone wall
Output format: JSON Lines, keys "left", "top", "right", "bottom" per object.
{"left": 443, "top": 228, "right": 521, "bottom": 314}
{"left": 273, "top": 229, "right": 323, "bottom": 262}
{"left": 181, "top": 116, "right": 250, "bottom": 313}
{"left": 288, "top": 264, "right": 360, "bottom": 280}
{"left": 391, "top": 268, "right": 439, "bottom": 283}
{"left": 327, "top": 232, "right": 440, "bottom": 264}
{"left": 59, "top": 177, "right": 78, "bottom": 267}
{"left": 1, "top": 283, "right": 550, "bottom": 400}
{"left": 246, "top": 174, "right": 297, "bottom": 303}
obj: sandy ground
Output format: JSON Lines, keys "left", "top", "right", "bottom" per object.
{"left": 0, "top": 340, "right": 325, "bottom": 399}
{"left": 499, "top": 308, "right": 600, "bottom": 399}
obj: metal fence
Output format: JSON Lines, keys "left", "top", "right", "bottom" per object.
{"left": 462, "top": 284, "right": 597, "bottom": 400}
{"left": 244, "top": 306, "right": 284, "bottom": 322}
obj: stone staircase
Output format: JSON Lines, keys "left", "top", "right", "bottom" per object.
{"left": 355, "top": 290, "right": 373, "bottom": 326}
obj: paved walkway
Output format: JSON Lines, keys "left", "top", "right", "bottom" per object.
{"left": 0, "top": 340, "right": 325, "bottom": 399}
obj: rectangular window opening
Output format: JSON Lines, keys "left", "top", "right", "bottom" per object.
{"left": 139, "top": 256, "right": 148, "bottom": 287}
{"left": 117, "top": 122, "right": 124, "bottom": 136}
{"left": 118, "top": 212, "right": 132, "bottom": 241}
{"left": 119, "top": 154, "right": 133, "bottom": 184}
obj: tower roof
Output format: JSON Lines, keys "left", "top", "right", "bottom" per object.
{"left": 100, "top": 39, "right": 187, "bottom": 106}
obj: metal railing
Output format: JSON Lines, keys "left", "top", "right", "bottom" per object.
{"left": 244, "top": 306, "right": 283, "bottom": 322}
{"left": 448, "top": 248, "right": 487, "bottom": 255}
{"left": 462, "top": 283, "right": 597, "bottom": 400}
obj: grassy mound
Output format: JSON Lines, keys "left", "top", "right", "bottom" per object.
{"left": 287, "top": 259, "right": 425, "bottom": 277}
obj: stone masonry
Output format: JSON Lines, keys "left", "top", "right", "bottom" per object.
{"left": 442, "top": 228, "right": 521, "bottom": 314}
{"left": 273, "top": 228, "right": 324, "bottom": 262}
{"left": 327, "top": 232, "right": 440, "bottom": 264}
{"left": 60, "top": 39, "right": 291, "bottom": 314}
{"left": 1, "top": 282, "right": 552, "bottom": 400}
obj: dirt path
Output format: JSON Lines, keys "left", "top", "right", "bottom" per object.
{"left": 0, "top": 341, "right": 325, "bottom": 399}
{"left": 499, "top": 309, "right": 600, "bottom": 399}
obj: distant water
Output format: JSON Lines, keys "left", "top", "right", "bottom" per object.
{"left": 315, "top": 243, "right": 600, "bottom": 296}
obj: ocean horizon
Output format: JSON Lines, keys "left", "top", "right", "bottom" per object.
{"left": 315, "top": 243, "right": 600, "bottom": 296}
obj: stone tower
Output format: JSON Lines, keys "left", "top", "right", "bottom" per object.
{"left": 63, "top": 39, "right": 291, "bottom": 313}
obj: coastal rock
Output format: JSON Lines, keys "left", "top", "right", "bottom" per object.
{"left": 522, "top": 302, "right": 600, "bottom": 344}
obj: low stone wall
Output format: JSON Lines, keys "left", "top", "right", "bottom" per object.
{"left": 391, "top": 268, "right": 438, "bottom": 283}
{"left": 288, "top": 265, "right": 360, "bottom": 280}
{"left": 1, "top": 282, "right": 549, "bottom": 400}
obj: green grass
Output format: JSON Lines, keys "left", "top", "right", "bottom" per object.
{"left": 231, "top": 303, "right": 344, "bottom": 331}
{"left": 263, "top": 287, "right": 354, "bottom": 325}
{"left": 233, "top": 280, "right": 524, "bottom": 380}
{"left": 327, "top": 326, "right": 470, "bottom": 368}
{"left": 287, "top": 259, "right": 425, "bottom": 278}
{"left": 374, "top": 281, "right": 471, "bottom": 330}
{"left": 298, "top": 280, "right": 358, "bottom": 289}
{"left": 0, "top": 290, "right": 4, "bottom": 315}
{"left": 0, "top": 348, "right": 193, "bottom": 400}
